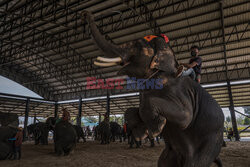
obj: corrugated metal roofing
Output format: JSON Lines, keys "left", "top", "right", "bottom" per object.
{"left": 0, "top": 0, "right": 249, "bottom": 116}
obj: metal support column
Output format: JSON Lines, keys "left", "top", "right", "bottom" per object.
{"left": 23, "top": 98, "right": 30, "bottom": 141}
{"left": 219, "top": 0, "right": 239, "bottom": 141}
{"left": 33, "top": 112, "right": 36, "bottom": 124}
{"left": 99, "top": 113, "right": 101, "bottom": 124}
{"left": 54, "top": 102, "right": 58, "bottom": 118}
{"left": 228, "top": 81, "right": 240, "bottom": 141}
{"left": 106, "top": 91, "right": 110, "bottom": 121}
{"left": 77, "top": 97, "right": 82, "bottom": 127}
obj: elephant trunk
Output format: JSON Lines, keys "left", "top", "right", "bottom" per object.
{"left": 82, "top": 11, "right": 127, "bottom": 66}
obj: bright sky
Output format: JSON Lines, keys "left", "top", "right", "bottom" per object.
{"left": 0, "top": 75, "right": 246, "bottom": 117}
{"left": 0, "top": 75, "right": 42, "bottom": 98}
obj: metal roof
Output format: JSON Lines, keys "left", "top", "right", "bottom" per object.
{"left": 0, "top": 0, "right": 250, "bottom": 117}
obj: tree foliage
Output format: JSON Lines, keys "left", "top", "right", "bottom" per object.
{"left": 243, "top": 106, "right": 250, "bottom": 115}
{"left": 85, "top": 116, "right": 98, "bottom": 123}
{"left": 226, "top": 116, "right": 231, "bottom": 123}
{"left": 243, "top": 117, "right": 250, "bottom": 125}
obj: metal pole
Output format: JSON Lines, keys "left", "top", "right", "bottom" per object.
{"left": 77, "top": 97, "right": 82, "bottom": 127}
{"left": 219, "top": 0, "right": 239, "bottom": 141}
{"left": 99, "top": 113, "right": 101, "bottom": 124}
{"left": 54, "top": 102, "right": 58, "bottom": 118}
{"left": 23, "top": 98, "right": 30, "bottom": 141}
{"left": 106, "top": 91, "right": 110, "bottom": 122}
{"left": 33, "top": 112, "right": 36, "bottom": 124}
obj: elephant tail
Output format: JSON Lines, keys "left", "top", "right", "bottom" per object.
{"left": 214, "top": 156, "right": 222, "bottom": 167}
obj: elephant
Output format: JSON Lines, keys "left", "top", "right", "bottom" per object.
{"left": 0, "top": 126, "right": 17, "bottom": 160}
{"left": 124, "top": 108, "right": 146, "bottom": 148}
{"left": 45, "top": 117, "right": 77, "bottom": 155}
{"left": 0, "top": 112, "right": 19, "bottom": 127}
{"left": 94, "top": 125, "right": 100, "bottom": 141}
{"left": 73, "top": 125, "right": 86, "bottom": 143}
{"left": 126, "top": 124, "right": 141, "bottom": 148}
{"left": 54, "top": 120, "right": 77, "bottom": 156}
{"left": 27, "top": 123, "right": 49, "bottom": 145}
{"left": 98, "top": 121, "right": 111, "bottom": 144}
{"left": 83, "top": 11, "right": 224, "bottom": 167}
{"left": 110, "top": 122, "right": 122, "bottom": 142}
{"left": 46, "top": 117, "right": 57, "bottom": 131}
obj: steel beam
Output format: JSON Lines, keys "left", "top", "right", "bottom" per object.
{"left": 99, "top": 113, "right": 101, "bottom": 124}
{"left": 77, "top": 97, "right": 82, "bottom": 127}
{"left": 23, "top": 98, "right": 30, "bottom": 141}
{"left": 33, "top": 112, "right": 36, "bottom": 124}
{"left": 106, "top": 91, "right": 110, "bottom": 121}
{"left": 54, "top": 102, "right": 58, "bottom": 118}
{"left": 219, "top": 0, "right": 240, "bottom": 141}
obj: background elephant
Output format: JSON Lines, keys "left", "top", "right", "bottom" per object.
{"left": 0, "top": 126, "right": 17, "bottom": 160}
{"left": 54, "top": 120, "right": 77, "bottom": 156}
{"left": 110, "top": 122, "right": 122, "bottom": 142}
{"left": 27, "top": 123, "right": 49, "bottom": 145}
{"left": 0, "top": 112, "right": 19, "bottom": 127}
{"left": 46, "top": 117, "right": 56, "bottom": 131}
{"left": 98, "top": 121, "right": 111, "bottom": 144}
{"left": 73, "top": 125, "right": 86, "bottom": 143}
{"left": 84, "top": 11, "right": 224, "bottom": 166}
{"left": 125, "top": 108, "right": 150, "bottom": 148}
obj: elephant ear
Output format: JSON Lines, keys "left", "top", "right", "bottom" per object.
{"left": 125, "top": 108, "right": 148, "bottom": 140}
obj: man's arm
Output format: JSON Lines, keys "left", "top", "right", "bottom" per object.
{"left": 180, "top": 62, "right": 198, "bottom": 68}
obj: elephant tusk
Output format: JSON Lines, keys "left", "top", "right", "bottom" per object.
{"left": 94, "top": 61, "right": 118, "bottom": 67}
{"left": 97, "top": 56, "right": 122, "bottom": 63}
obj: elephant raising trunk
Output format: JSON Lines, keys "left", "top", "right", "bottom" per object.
{"left": 82, "top": 11, "right": 129, "bottom": 66}
{"left": 83, "top": 11, "right": 224, "bottom": 167}
{"left": 82, "top": 10, "right": 178, "bottom": 79}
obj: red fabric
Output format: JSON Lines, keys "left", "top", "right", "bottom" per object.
{"left": 160, "top": 34, "right": 169, "bottom": 43}
{"left": 123, "top": 124, "right": 127, "bottom": 133}
{"left": 15, "top": 131, "right": 23, "bottom": 147}
{"left": 144, "top": 35, "right": 158, "bottom": 42}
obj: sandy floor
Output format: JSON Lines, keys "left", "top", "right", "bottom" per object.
{"left": 0, "top": 141, "right": 249, "bottom": 167}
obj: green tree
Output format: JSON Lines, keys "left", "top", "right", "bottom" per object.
{"left": 236, "top": 115, "right": 244, "bottom": 125}
{"left": 243, "top": 117, "right": 250, "bottom": 125}
{"left": 226, "top": 116, "right": 231, "bottom": 123}
{"left": 85, "top": 116, "right": 98, "bottom": 123}
{"left": 243, "top": 107, "right": 250, "bottom": 115}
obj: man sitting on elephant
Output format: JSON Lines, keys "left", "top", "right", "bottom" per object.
{"left": 55, "top": 108, "right": 71, "bottom": 124}
{"left": 62, "top": 109, "right": 70, "bottom": 122}
{"left": 180, "top": 45, "right": 202, "bottom": 83}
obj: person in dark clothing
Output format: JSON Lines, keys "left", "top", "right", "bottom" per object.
{"left": 14, "top": 127, "right": 23, "bottom": 160}
{"left": 180, "top": 45, "right": 202, "bottom": 83}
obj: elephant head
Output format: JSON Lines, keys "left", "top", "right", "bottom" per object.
{"left": 82, "top": 11, "right": 179, "bottom": 79}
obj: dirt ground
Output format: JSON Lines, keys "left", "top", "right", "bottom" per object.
{"left": 0, "top": 141, "right": 249, "bottom": 167}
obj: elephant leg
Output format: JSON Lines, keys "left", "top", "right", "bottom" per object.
{"left": 55, "top": 141, "right": 64, "bottom": 156}
{"left": 107, "top": 134, "right": 110, "bottom": 144}
{"left": 150, "top": 138, "right": 155, "bottom": 147}
{"left": 119, "top": 135, "right": 122, "bottom": 142}
{"left": 214, "top": 157, "right": 222, "bottom": 167}
{"left": 35, "top": 138, "right": 39, "bottom": 145}
{"left": 64, "top": 143, "right": 76, "bottom": 156}
{"left": 192, "top": 136, "right": 223, "bottom": 167}
{"left": 127, "top": 135, "right": 131, "bottom": 145}
{"left": 158, "top": 147, "right": 179, "bottom": 167}
{"left": 156, "top": 136, "right": 160, "bottom": 144}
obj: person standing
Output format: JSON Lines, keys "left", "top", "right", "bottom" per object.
{"left": 14, "top": 127, "right": 23, "bottom": 160}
